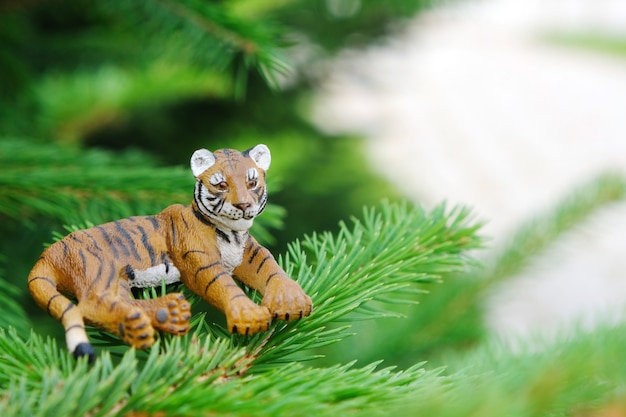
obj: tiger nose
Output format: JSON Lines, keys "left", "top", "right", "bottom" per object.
{"left": 233, "top": 203, "right": 251, "bottom": 212}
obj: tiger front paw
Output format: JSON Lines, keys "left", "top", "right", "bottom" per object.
{"left": 226, "top": 297, "right": 271, "bottom": 336}
{"left": 262, "top": 276, "right": 312, "bottom": 321}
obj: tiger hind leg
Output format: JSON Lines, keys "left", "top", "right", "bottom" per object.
{"left": 28, "top": 270, "right": 94, "bottom": 362}
{"left": 129, "top": 293, "right": 192, "bottom": 335}
{"left": 79, "top": 293, "right": 156, "bottom": 350}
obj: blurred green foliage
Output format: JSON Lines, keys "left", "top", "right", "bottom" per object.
{"left": 3, "top": 1, "right": 626, "bottom": 416}
{"left": 0, "top": 0, "right": 431, "bottom": 253}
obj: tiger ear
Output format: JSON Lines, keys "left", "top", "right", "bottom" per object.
{"left": 190, "top": 149, "right": 216, "bottom": 177}
{"left": 247, "top": 144, "right": 271, "bottom": 171}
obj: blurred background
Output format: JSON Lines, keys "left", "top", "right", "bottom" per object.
{"left": 1, "top": 0, "right": 626, "bottom": 368}
{"left": 310, "top": 0, "right": 626, "bottom": 349}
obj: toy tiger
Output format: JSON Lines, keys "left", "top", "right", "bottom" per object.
{"left": 28, "top": 144, "right": 312, "bottom": 361}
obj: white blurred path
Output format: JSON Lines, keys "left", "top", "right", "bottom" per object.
{"left": 310, "top": 0, "right": 626, "bottom": 342}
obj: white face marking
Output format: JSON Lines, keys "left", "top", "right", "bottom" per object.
{"left": 246, "top": 168, "right": 258, "bottom": 182}
{"left": 209, "top": 172, "right": 227, "bottom": 186}
{"left": 129, "top": 264, "right": 181, "bottom": 288}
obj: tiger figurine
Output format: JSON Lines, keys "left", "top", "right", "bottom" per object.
{"left": 28, "top": 144, "right": 312, "bottom": 362}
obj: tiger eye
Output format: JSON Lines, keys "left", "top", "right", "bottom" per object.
{"left": 216, "top": 181, "right": 229, "bottom": 191}
{"left": 247, "top": 180, "right": 258, "bottom": 189}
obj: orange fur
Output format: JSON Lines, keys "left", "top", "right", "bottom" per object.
{"left": 28, "top": 145, "right": 312, "bottom": 361}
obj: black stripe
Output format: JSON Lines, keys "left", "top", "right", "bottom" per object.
{"left": 104, "top": 263, "right": 117, "bottom": 290}
{"left": 85, "top": 259, "right": 108, "bottom": 294}
{"left": 61, "top": 240, "right": 69, "bottom": 258}
{"left": 205, "top": 272, "right": 229, "bottom": 294}
{"left": 183, "top": 249, "right": 207, "bottom": 259}
{"left": 180, "top": 212, "right": 189, "bottom": 229}
{"left": 232, "top": 231, "right": 242, "bottom": 246}
{"left": 69, "top": 234, "right": 83, "bottom": 244}
{"left": 214, "top": 197, "right": 226, "bottom": 213}
{"left": 248, "top": 244, "right": 261, "bottom": 264}
{"left": 28, "top": 276, "right": 55, "bottom": 286}
{"left": 86, "top": 246, "right": 104, "bottom": 284}
{"left": 59, "top": 303, "right": 74, "bottom": 321}
{"left": 46, "top": 294, "right": 62, "bottom": 314}
{"left": 97, "top": 226, "right": 119, "bottom": 258}
{"left": 109, "top": 226, "right": 132, "bottom": 258}
{"left": 194, "top": 182, "right": 217, "bottom": 218}
{"left": 251, "top": 186, "right": 263, "bottom": 199}
{"left": 79, "top": 249, "right": 87, "bottom": 273}
{"left": 84, "top": 231, "right": 104, "bottom": 253}
{"left": 161, "top": 252, "right": 170, "bottom": 273}
{"left": 136, "top": 225, "right": 156, "bottom": 266}
{"left": 223, "top": 149, "right": 235, "bottom": 169}
{"left": 257, "top": 191, "right": 268, "bottom": 215}
{"left": 195, "top": 262, "right": 221, "bottom": 279}
{"left": 265, "top": 271, "right": 283, "bottom": 286}
{"left": 146, "top": 216, "right": 159, "bottom": 230}
{"left": 115, "top": 221, "right": 142, "bottom": 261}
{"left": 170, "top": 220, "right": 178, "bottom": 245}
{"left": 230, "top": 294, "right": 247, "bottom": 301}
{"left": 65, "top": 324, "right": 84, "bottom": 333}
{"left": 192, "top": 205, "right": 215, "bottom": 227}
{"left": 256, "top": 255, "right": 271, "bottom": 274}
{"left": 125, "top": 264, "right": 136, "bottom": 280}
{"left": 215, "top": 228, "right": 230, "bottom": 244}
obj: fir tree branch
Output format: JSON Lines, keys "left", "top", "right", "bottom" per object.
{"left": 0, "top": 199, "right": 482, "bottom": 416}
{"left": 0, "top": 327, "right": 440, "bottom": 417}
{"left": 0, "top": 139, "right": 282, "bottom": 243}
{"left": 0, "top": 264, "right": 31, "bottom": 339}
{"left": 97, "top": 0, "right": 289, "bottom": 94}
{"left": 155, "top": 0, "right": 257, "bottom": 54}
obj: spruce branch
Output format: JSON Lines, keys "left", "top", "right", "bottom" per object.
{"left": 98, "top": 0, "right": 290, "bottom": 94}
{"left": 236, "top": 201, "right": 482, "bottom": 367}
{"left": 0, "top": 327, "right": 439, "bottom": 417}
{"left": 0, "top": 199, "right": 481, "bottom": 416}
{"left": 0, "top": 264, "right": 31, "bottom": 338}
{"left": 155, "top": 0, "right": 257, "bottom": 54}
{"left": 0, "top": 139, "right": 282, "bottom": 243}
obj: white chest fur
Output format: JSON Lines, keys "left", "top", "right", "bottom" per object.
{"left": 217, "top": 230, "right": 247, "bottom": 272}
{"left": 130, "top": 263, "right": 181, "bottom": 288}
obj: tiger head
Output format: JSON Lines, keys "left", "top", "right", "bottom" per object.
{"left": 191, "top": 144, "right": 271, "bottom": 231}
